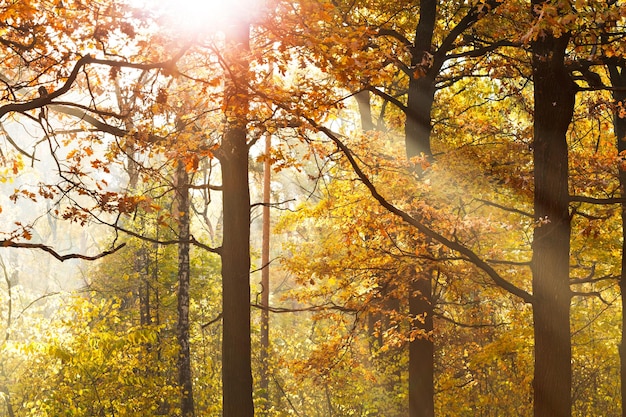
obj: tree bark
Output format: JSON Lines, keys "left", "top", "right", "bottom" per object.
{"left": 403, "top": 4, "right": 437, "bottom": 415}
{"left": 405, "top": 0, "right": 436, "bottom": 159}
{"left": 408, "top": 269, "right": 434, "bottom": 417}
{"left": 175, "top": 161, "right": 195, "bottom": 417}
{"left": 220, "top": 21, "right": 255, "bottom": 417}
{"left": 530, "top": 16, "right": 575, "bottom": 417}
{"left": 608, "top": 64, "right": 626, "bottom": 417}
{"left": 405, "top": 3, "right": 437, "bottom": 414}
{"left": 355, "top": 90, "right": 374, "bottom": 132}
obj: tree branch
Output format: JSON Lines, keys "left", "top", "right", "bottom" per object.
{"left": 0, "top": 241, "right": 126, "bottom": 262}
{"left": 365, "top": 86, "right": 409, "bottom": 114}
{"left": 569, "top": 195, "right": 626, "bottom": 204}
{"left": 375, "top": 28, "right": 412, "bottom": 47}
{"left": 251, "top": 302, "right": 357, "bottom": 314}
{"left": 476, "top": 198, "right": 533, "bottom": 218}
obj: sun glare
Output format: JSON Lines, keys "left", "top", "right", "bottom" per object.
{"left": 154, "top": 0, "right": 263, "bottom": 36}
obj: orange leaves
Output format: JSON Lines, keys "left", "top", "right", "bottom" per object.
{"left": 102, "top": 193, "right": 161, "bottom": 216}
{"left": 10, "top": 188, "right": 38, "bottom": 204}
{"left": 155, "top": 88, "right": 168, "bottom": 105}
{"left": 11, "top": 157, "right": 23, "bottom": 175}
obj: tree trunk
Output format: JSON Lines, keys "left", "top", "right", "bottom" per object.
{"left": 0, "top": 385, "right": 14, "bottom": 417}
{"left": 405, "top": 0, "right": 436, "bottom": 159}
{"left": 259, "top": 133, "right": 271, "bottom": 414}
{"left": 608, "top": 64, "right": 626, "bottom": 417}
{"left": 220, "top": 21, "right": 255, "bottom": 417}
{"left": 405, "top": 3, "right": 437, "bottom": 414}
{"left": 176, "top": 161, "right": 195, "bottom": 417}
{"left": 409, "top": 269, "right": 434, "bottom": 417}
{"left": 530, "top": 17, "right": 575, "bottom": 417}
{"left": 355, "top": 90, "right": 374, "bottom": 132}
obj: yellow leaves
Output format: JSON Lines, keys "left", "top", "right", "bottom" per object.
{"left": 126, "top": 327, "right": 159, "bottom": 346}
{"left": 50, "top": 345, "right": 73, "bottom": 363}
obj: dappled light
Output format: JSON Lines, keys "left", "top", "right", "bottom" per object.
{"left": 0, "top": 0, "right": 625, "bottom": 416}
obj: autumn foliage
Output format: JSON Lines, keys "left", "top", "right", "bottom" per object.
{"left": 0, "top": 0, "right": 625, "bottom": 417}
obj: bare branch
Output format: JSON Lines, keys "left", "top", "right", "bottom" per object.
{"left": 0, "top": 241, "right": 126, "bottom": 262}
{"left": 569, "top": 195, "right": 626, "bottom": 204}
{"left": 188, "top": 183, "right": 223, "bottom": 191}
{"left": 571, "top": 290, "right": 612, "bottom": 305}
{"left": 201, "top": 313, "right": 223, "bottom": 328}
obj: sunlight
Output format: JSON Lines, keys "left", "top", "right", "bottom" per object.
{"left": 153, "top": 0, "right": 262, "bottom": 36}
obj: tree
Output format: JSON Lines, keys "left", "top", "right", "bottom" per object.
{"left": 259, "top": 133, "right": 272, "bottom": 414}
{"left": 608, "top": 62, "right": 626, "bottom": 417}
{"left": 219, "top": 20, "right": 255, "bottom": 417}
{"left": 175, "top": 160, "right": 195, "bottom": 416}
{"left": 269, "top": 1, "right": 530, "bottom": 415}
{"left": 529, "top": 6, "right": 576, "bottom": 414}
{"left": 4, "top": 2, "right": 626, "bottom": 416}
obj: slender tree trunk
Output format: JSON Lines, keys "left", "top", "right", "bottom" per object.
{"left": 0, "top": 385, "right": 14, "bottom": 417}
{"left": 176, "top": 161, "right": 195, "bottom": 417}
{"left": 530, "top": 14, "right": 575, "bottom": 417}
{"left": 608, "top": 64, "right": 626, "bottom": 417}
{"left": 405, "top": 0, "right": 436, "bottom": 159}
{"left": 408, "top": 269, "right": 434, "bottom": 417}
{"left": 220, "top": 22, "right": 255, "bottom": 417}
{"left": 259, "top": 133, "right": 271, "bottom": 414}
{"left": 137, "top": 246, "right": 151, "bottom": 326}
{"left": 0, "top": 257, "right": 15, "bottom": 417}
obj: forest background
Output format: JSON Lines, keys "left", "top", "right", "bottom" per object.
{"left": 0, "top": 0, "right": 625, "bottom": 416}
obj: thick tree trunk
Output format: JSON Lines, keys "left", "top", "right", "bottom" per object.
{"left": 355, "top": 90, "right": 374, "bottom": 132}
{"left": 259, "top": 133, "right": 271, "bottom": 414}
{"left": 405, "top": 3, "right": 437, "bottom": 415}
{"left": 220, "top": 22, "right": 255, "bottom": 417}
{"left": 619, "top": 108, "right": 626, "bottom": 417}
{"left": 408, "top": 269, "right": 434, "bottom": 417}
{"left": 220, "top": 124, "right": 254, "bottom": 417}
{"left": 530, "top": 20, "right": 575, "bottom": 417}
{"left": 405, "top": 0, "right": 436, "bottom": 159}
{"left": 608, "top": 64, "right": 626, "bottom": 417}
{"left": 175, "top": 161, "right": 195, "bottom": 417}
